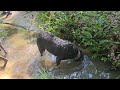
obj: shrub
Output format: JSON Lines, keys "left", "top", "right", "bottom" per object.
{"left": 36, "top": 11, "right": 120, "bottom": 69}
{"left": 0, "top": 29, "right": 8, "bottom": 38}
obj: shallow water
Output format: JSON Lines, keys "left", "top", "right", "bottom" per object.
{"left": 32, "top": 53, "right": 120, "bottom": 79}
{"left": 0, "top": 31, "right": 38, "bottom": 79}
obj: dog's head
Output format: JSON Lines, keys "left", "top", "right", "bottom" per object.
{"left": 67, "top": 44, "right": 78, "bottom": 58}
{"left": 67, "top": 44, "right": 84, "bottom": 60}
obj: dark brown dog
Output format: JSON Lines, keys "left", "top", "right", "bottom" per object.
{"left": 37, "top": 30, "right": 83, "bottom": 66}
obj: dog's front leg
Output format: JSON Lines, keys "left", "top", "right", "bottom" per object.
{"left": 56, "top": 56, "right": 63, "bottom": 66}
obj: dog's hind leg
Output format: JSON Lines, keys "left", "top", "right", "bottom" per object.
{"left": 37, "top": 38, "right": 45, "bottom": 56}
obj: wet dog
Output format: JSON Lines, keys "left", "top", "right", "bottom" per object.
{"left": 37, "top": 30, "right": 83, "bottom": 66}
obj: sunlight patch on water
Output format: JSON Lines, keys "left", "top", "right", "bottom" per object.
{"left": 0, "top": 31, "right": 38, "bottom": 79}
{"left": 8, "top": 33, "right": 28, "bottom": 48}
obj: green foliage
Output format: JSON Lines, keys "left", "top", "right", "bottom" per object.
{"left": 35, "top": 67, "right": 64, "bottom": 79}
{"left": 35, "top": 67, "right": 55, "bottom": 79}
{"left": 0, "top": 29, "right": 8, "bottom": 38}
{"left": 36, "top": 11, "right": 120, "bottom": 68}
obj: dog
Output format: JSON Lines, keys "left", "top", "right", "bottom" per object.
{"left": 0, "top": 44, "right": 8, "bottom": 70}
{"left": 37, "top": 30, "right": 83, "bottom": 66}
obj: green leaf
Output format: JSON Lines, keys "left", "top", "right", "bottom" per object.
{"left": 81, "top": 31, "right": 92, "bottom": 39}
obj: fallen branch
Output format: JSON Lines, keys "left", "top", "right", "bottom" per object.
{"left": 0, "top": 43, "right": 8, "bottom": 70}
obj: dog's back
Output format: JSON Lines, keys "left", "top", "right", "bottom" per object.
{"left": 38, "top": 30, "right": 71, "bottom": 45}
{"left": 37, "top": 30, "right": 72, "bottom": 56}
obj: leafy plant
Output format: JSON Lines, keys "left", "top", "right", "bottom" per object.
{"left": 36, "top": 11, "right": 120, "bottom": 69}
{"left": 34, "top": 66, "right": 65, "bottom": 79}
{"left": 35, "top": 67, "right": 55, "bottom": 79}
{"left": 0, "top": 29, "right": 8, "bottom": 38}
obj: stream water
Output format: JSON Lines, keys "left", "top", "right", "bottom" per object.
{"left": 28, "top": 51, "right": 120, "bottom": 79}
{"left": 0, "top": 11, "right": 119, "bottom": 79}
